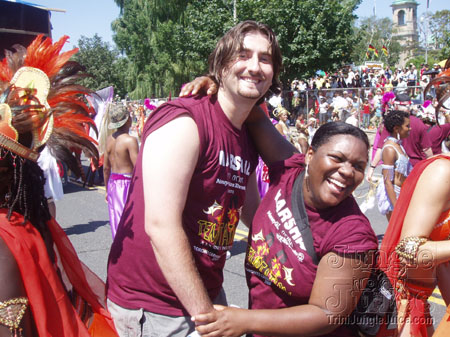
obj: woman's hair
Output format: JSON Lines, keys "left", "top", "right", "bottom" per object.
{"left": 383, "top": 110, "right": 409, "bottom": 133}
{"left": 208, "top": 20, "right": 283, "bottom": 98}
{"left": 310, "top": 122, "right": 369, "bottom": 152}
{"left": 4, "top": 155, "right": 50, "bottom": 234}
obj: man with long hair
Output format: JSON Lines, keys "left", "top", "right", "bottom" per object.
{"left": 106, "top": 20, "right": 282, "bottom": 336}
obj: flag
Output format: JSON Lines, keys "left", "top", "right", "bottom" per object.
{"left": 368, "top": 44, "right": 376, "bottom": 52}
{"left": 366, "top": 51, "right": 370, "bottom": 58}
{"left": 382, "top": 45, "right": 388, "bottom": 56}
{"left": 374, "top": 48, "right": 379, "bottom": 57}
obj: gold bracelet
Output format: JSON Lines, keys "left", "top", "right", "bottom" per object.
{"left": 395, "top": 236, "right": 428, "bottom": 265}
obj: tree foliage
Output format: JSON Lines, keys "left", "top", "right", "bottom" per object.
{"left": 351, "top": 16, "right": 402, "bottom": 67}
{"left": 72, "top": 34, "right": 129, "bottom": 97}
{"left": 112, "top": 0, "right": 361, "bottom": 98}
{"left": 429, "top": 10, "right": 450, "bottom": 60}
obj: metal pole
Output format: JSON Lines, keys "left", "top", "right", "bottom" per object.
{"left": 425, "top": 13, "right": 428, "bottom": 64}
{"left": 233, "top": 0, "right": 237, "bottom": 23}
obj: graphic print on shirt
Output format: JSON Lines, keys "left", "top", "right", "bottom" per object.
{"left": 247, "top": 187, "right": 313, "bottom": 294}
{"left": 198, "top": 195, "right": 241, "bottom": 252}
{"left": 247, "top": 230, "right": 294, "bottom": 294}
{"left": 215, "top": 150, "right": 252, "bottom": 191}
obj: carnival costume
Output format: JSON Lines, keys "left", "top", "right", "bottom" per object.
{"left": 0, "top": 35, "right": 117, "bottom": 336}
{"left": 376, "top": 137, "right": 413, "bottom": 215}
{"left": 379, "top": 154, "right": 450, "bottom": 337}
{"left": 107, "top": 172, "right": 132, "bottom": 238}
{"left": 428, "top": 57, "right": 450, "bottom": 337}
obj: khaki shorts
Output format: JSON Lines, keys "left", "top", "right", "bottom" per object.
{"left": 107, "top": 289, "right": 227, "bottom": 337}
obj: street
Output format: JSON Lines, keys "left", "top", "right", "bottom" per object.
{"left": 55, "top": 167, "right": 446, "bottom": 329}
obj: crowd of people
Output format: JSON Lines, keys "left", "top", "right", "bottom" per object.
{"left": 267, "top": 62, "right": 446, "bottom": 133}
{"left": 1, "top": 20, "right": 450, "bottom": 337}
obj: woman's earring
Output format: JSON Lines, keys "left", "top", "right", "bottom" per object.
{"left": 396, "top": 132, "right": 400, "bottom": 140}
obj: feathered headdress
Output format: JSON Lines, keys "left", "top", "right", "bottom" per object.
{"left": 0, "top": 35, "right": 98, "bottom": 177}
{"left": 381, "top": 91, "right": 396, "bottom": 114}
{"left": 424, "top": 57, "right": 450, "bottom": 120}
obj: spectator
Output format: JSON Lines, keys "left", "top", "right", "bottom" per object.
{"left": 396, "top": 77, "right": 408, "bottom": 95}
{"left": 362, "top": 98, "right": 371, "bottom": 129}
{"left": 345, "top": 108, "right": 359, "bottom": 127}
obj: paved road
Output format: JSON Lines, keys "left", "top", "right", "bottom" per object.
{"left": 55, "top": 167, "right": 445, "bottom": 329}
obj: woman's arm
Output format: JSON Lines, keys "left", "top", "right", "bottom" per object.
{"left": 437, "top": 262, "right": 450, "bottom": 306}
{"left": 0, "top": 238, "right": 34, "bottom": 336}
{"left": 245, "top": 106, "right": 298, "bottom": 166}
{"left": 381, "top": 147, "right": 398, "bottom": 208}
{"left": 193, "top": 252, "right": 371, "bottom": 337}
{"left": 178, "top": 76, "right": 298, "bottom": 165}
{"left": 274, "top": 122, "right": 284, "bottom": 136}
{"left": 399, "top": 158, "right": 450, "bottom": 266}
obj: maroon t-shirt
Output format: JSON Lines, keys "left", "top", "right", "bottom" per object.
{"left": 245, "top": 154, "right": 377, "bottom": 337}
{"left": 428, "top": 124, "right": 450, "bottom": 155}
{"left": 377, "top": 115, "right": 431, "bottom": 166}
{"left": 107, "top": 95, "right": 258, "bottom": 316}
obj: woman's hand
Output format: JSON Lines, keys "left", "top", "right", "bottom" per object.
{"left": 179, "top": 76, "right": 218, "bottom": 97}
{"left": 193, "top": 305, "right": 247, "bottom": 337}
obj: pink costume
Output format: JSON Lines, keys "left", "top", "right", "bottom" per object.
{"left": 107, "top": 172, "right": 132, "bottom": 238}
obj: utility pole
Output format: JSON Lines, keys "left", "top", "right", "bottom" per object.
{"left": 233, "top": 0, "right": 237, "bottom": 23}
{"left": 420, "top": 13, "right": 429, "bottom": 65}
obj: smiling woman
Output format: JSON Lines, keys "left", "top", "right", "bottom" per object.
{"left": 304, "top": 123, "right": 369, "bottom": 210}
{"left": 191, "top": 119, "right": 378, "bottom": 337}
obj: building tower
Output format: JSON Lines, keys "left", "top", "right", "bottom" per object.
{"left": 391, "top": 0, "right": 419, "bottom": 66}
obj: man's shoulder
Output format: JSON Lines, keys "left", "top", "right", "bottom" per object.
{"left": 118, "top": 133, "right": 138, "bottom": 143}
{"left": 143, "top": 95, "right": 213, "bottom": 138}
{"left": 161, "top": 95, "right": 211, "bottom": 111}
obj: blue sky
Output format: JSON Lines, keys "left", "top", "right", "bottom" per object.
{"left": 23, "top": 0, "right": 448, "bottom": 50}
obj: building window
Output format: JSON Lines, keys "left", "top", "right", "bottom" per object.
{"left": 398, "top": 10, "right": 405, "bottom": 25}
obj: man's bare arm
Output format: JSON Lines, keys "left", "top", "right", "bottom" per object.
{"left": 103, "top": 137, "right": 112, "bottom": 197}
{"left": 142, "top": 114, "right": 213, "bottom": 316}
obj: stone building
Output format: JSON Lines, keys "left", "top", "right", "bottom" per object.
{"left": 391, "top": 0, "right": 419, "bottom": 66}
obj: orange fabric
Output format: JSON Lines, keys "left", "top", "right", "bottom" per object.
{"left": 429, "top": 210, "right": 450, "bottom": 241}
{"left": 379, "top": 155, "right": 450, "bottom": 337}
{"left": 434, "top": 308, "right": 450, "bottom": 337}
{"left": 0, "top": 209, "right": 117, "bottom": 336}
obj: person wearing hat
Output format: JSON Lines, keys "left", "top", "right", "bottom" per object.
{"left": 103, "top": 103, "right": 139, "bottom": 238}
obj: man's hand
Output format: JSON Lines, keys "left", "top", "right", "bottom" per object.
{"left": 179, "top": 76, "right": 218, "bottom": 97}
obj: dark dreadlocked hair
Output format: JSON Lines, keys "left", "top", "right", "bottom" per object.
{"left": 5, "top": 155, "right": 50, "bottom": 235}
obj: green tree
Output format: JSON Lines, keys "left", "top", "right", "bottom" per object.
{"left": 112, "top": 0, "right": 190, "bottom": 99}
{"left": 113, "top": 0, "right": 361, "bottom": 98}
{"left": 183, "top": 0, "right": 362, "bottom": 84}
{"left": 429, "top": 10, "right": 450, "bottom": 60}
{"left": 351, "top": 16, "right": 402, "bottom": 67}
{"left": 72, "top": 34, "right": 129, "bottom": 98}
